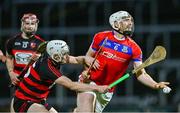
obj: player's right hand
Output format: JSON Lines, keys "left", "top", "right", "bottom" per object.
{"left": 154, "top": 82, "right": 170, "bottom": 89}
{"left": 96, "top": 85, "right": 109, "bottom": 93}
{"left": 9, "top": 71, "right": 20, "bottom": 85}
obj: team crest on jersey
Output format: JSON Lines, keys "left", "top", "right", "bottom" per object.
{"left": 30, "top": 42, "right": 36, "bottom": 48}
{"left": 122, "top": 46, "right": 128, "bottom": 53}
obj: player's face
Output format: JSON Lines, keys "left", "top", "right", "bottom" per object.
{"left": 21, "top": 19, "right": 38, "bottom": 35}
{"left": 53, "top": 54, "right": 69, "bottom": 64}
{"left": 119, "top": 17, "right": 134, "bottom": 33}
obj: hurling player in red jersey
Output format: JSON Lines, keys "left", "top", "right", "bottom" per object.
{"left": 0, "top": 50, "right": 6, "bottom": 62}
{"left": 13, "top": 40, "right": 109, "bottom": 113}
{"left": 75, "top": 11, "right": 171, "bottom": 113}
{"left": 5, "top": 13, "right": 44, "bottom": 113}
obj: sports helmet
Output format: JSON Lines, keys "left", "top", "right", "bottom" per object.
{"left": 109, "top": 11, "right": 134, "bottom": 36}
{"left": 46, "top": 40, "right": 69, "bottom": 63}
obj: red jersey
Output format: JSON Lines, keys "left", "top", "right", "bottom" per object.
{"left": 6, "top": 34, "right": 44, "bottom": 74}
{"left": 15, "top": 54, "right": 61, "bottom": 102}
{"left": 89, "top": 31, "right": 142, "bottom": 88}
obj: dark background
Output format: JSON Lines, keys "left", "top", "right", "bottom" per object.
{"left": 0, "top": 0, "right": 180, "bottom": 112}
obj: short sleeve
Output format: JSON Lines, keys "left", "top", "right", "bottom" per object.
{"left": 5, "top": 38, "right": 14, "bottom": 56}
{"left": 91, "top": 32, "right": 106, "bottom": 51}
{"left": 132, "top": 44, "right": 142, "bottom": 62}
{"left": 45, "top": 60, "right": 62, "bottom": 81}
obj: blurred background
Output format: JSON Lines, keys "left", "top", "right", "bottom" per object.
{"left": 0, "top": 0, "right": 180, "bottom": 112}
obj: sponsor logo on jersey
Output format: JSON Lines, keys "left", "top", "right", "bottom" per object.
{"left": 102, "top": 51, "right": 127, "bottom": 62}
{"left": 15, "top": 52, "right": 32, "bottom": 64}
{"left": 105, "top": 40, "right": 132, "bottom": 55}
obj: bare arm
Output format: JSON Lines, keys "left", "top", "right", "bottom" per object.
{"left": 6, "top": 51, "right": 14, "bottom": 74}
{"left": 55, "top": 76, "right": 108, "bottom": 93}
{"left": 68, "top": 56, "right": 85, "bottom": 64}
{"left": 86, "top": 47, "right": 96, "bottom": 57}
{"left": 6, "top": 51, "right": 20, "bottom": 85}
{"left": 134, "top": 61, "right": 169, "bottom": 89}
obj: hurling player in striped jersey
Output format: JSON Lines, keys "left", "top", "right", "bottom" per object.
{"left": 13, "top": 40, "right": 109, "bottom": 113}
{"left": 5, "top": 13, "right": 45, "bottom": 113}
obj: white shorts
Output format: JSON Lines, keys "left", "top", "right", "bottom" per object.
{"left": 84, "top": 82, "right": 113, "bottom": 113}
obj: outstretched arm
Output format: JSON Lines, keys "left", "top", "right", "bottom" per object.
{"left": 55, "top": 76, "right": 109, "bottom": 93}
{"left": 68, "top": 56, "right": 85, "bottom": 64}
{"left": 134, "top": 61, "right": 170, "bottom": 89}
{"left": 68, "top": 55, "right": 99, "bottom": 69}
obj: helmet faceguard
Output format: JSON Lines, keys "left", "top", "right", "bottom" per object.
{"left": 46, "top": 40, "right": 70, "bottom": 63}
{"left": 109, "top": 11, "right": 134, "bottom": 37}
{"left": 21, "top": 13, "right": 39, "bottom": 36}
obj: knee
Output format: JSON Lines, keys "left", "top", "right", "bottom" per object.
{"left": 77, "top": 93, "right": 95, "bottom": 112}
{"left": 27, "top": 103, "right": 48, "bottom": 112}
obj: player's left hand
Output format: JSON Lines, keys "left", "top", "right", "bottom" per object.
{"left": 154, "top": 82, "right": 170, "bottom": 89}
{"left": 96, "top": 85, "right": 110, "bottom": 93}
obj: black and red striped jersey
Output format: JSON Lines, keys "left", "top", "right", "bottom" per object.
{"left": 6, "top": 33, "right": 44, "bottom": 74}
{"left": 15, "top": 54, "right": 62, "bottom": 102}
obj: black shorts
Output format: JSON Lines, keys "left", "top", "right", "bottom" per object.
{"left": 13, "top": 96, "right": 52, "bottom": 113}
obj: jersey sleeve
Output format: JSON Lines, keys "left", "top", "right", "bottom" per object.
{"left": 91, "top": 32, "right": 106, "bottom": 51}
{"left": 34, "top": 35, "right": 45, "bottom": 42}
{"left": 35, "top": 58, "right": 62, "bottom": 82}
{"left": 5, "top": 38, "right": 14, "bottom": 56}
{"left": 132, "top": 43, "right": 143, "bottom": 62}
{"left": 45, "top": 60, "right": 62, "bottom": 81}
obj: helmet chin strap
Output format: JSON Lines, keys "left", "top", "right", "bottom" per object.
{"left": 123, "top": 31, "right": 133, "bottom": 37}
{"left": 114, "top": 29, "right": 133, "bottom": 38}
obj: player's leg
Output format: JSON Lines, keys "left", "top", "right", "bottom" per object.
{"left": 76, "top": 91, "right": 96, "bottom": 112}
{"left": 27, "top": 103, "right": 49, "bottom": 112}
{"left": 13, "top": 97, "right": 45, "bottom": 113}
{"left": 28, "top": 101, "right": 58, "bottom": 113}
{"left": 48, "top": 107, "right": 58, "bottom": 113}
{"left": 10, "top": 98, "right": 15, "bottom": 113}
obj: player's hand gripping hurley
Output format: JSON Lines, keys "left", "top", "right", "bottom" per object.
{"left": 80, "top": 37, "right": 108, "bottom": 82}
{"left": 87, "top": 37, "right": 108, "bottom": 74}
{"left": 109, "top": 46, "right": 167, "bottom": 88}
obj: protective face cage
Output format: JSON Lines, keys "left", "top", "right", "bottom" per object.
{"left": 21, "top": 13, "right": 39, "bottom": 35}
{"left": 46, "top": 40, "right": 70, "bottom": 63}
